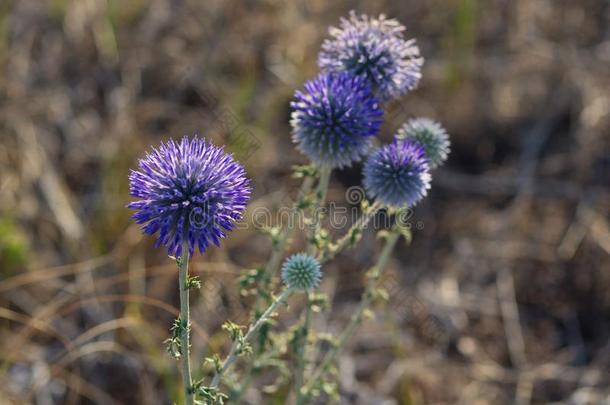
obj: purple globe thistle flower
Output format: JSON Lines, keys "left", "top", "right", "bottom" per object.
{"left": 290, "top": 72, "right": 383, "bottom": 168}
{"left": 363, "top": 139, "right": 431, "bottom": 208}
{"left": 397, "top": 118, "right": 450, "bottom": 169}
{"left": 128, "top": 136, "right": 250, "bottom": 257}
{"left": 319, "top": 11, "right": 424, "bottom": 101}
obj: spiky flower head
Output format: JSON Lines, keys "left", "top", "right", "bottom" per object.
{"left": 281, "top": 253, "right": 322, "bottom": 291}
{"left": 363, "top": 140, "right": 431, "bottom": 208}
{"left": 397, "top": 118, "right": 450, "bottom": 168}
{"left": 319, "top": 11, "right": 424, "bottom": 101}
{"left": 290, "top": 72, "right": 383, "bottom": 168}
{"left": 128, "top": 136, "right": 250, "bottom": 257}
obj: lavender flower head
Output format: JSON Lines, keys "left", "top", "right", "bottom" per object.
{"left": 397, "top": 118, "right": 450, "bottom": 169}
{"left": 290, "top": 72, "right": 383, "bottom": 168}
{"left": 319, "top": 11, "right": 424, "bottom": 101}
{"left": 128, "top": 136, "right": 250, "bottom": 257}
{"left": 363, "top": 139, "right": 431, "bottom": 208}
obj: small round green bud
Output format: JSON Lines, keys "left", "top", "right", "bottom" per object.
{"left": 281, "top": 253, "right": 322, "bottom": 291}
{"left": 397, "top": 118, "right": 450, "bottom": 169}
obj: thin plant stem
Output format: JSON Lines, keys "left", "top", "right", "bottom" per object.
{"left": 178, "top": 241, "right": 194, "bottom": 405}
{"left": 233, "top": 175, "right": 314, "bottom": 402}
{"left": 308, "top": 166, "right": 331, "bottom": 255}
{"left": 306, "top": 200, "right": 384, "bottom": 379}
{"left": 268, "top": 176, "right": 314, "bottom": 279}
{"left": 210, "top": 288, "right": 294, "bottom": 389}
{"left": 295, "top": 291, "right": 312, "bottom": 405}
{"left": 294, "top": 165, "right": 331, "bottom": 403}
{"left": 320, "top": 200, "right": 383, "bottom": 264}
{"left": 254, "top": 176, "right": 314, "bottom": 312}
{"left": 303, "top": 231, "right": 400, "bottom": 396}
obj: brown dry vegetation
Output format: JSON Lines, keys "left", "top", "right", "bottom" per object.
{"left": 0, "top": 0, "right": 609, "bottom": 404}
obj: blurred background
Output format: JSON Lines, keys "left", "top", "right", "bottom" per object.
{"left": 1, "top": 0, "right": 609, "bottom": 404}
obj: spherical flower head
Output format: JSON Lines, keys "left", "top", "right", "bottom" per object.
{"left": 319, "top": 11, "right": 424, "bottom": 101}
{"left": 281, "top": 253, "right": 322, "bottom": 291}
{"left": 290, "top": 72, "right": 383, "bottom": 169}
{"left": 363, "top": 140, "right": 431, "bottom": 208}
{"left": 397, "top": 118, "right": 450, "bottom": 169}
{"left": 128, "top": 136, "right": 250, "bottom": 257}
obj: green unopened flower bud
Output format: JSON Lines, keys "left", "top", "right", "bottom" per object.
{"left": 281, "top": 253, "right": 322, "bottom": 291}
{"left": 397, "top": 118, "right": 450, "bottom": 169}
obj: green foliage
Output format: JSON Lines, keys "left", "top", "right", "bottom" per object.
{"left": 161, "top": 170, "right": 409, "bottom": 404}
{"left": 238, "top": 267, "right": 265, "bottom": 295}
{"left": 308, "top": 227, "right": 330, "bottom": 253}
{"left": 308, "top": 292, "right": 329, "bottom": 312}
{"left": 305, "top": 374, "right": 339, "bottom": 403}
{"left": 191, "top": 380, "right": 229, "bottom": 405}
{"left": 204, "top": 355, "right": 223, "bottom": 374}
{"left": 0, "top": 217, "right": 28, "bottom": 275}
{"left": 0, "top": 2, "right": 9, "bottom": 65}
{"left": 164, "top": 318, "right": 187, "bottom": 359}
{"left": 48, "top": 0, "right": 67, "bottom": 24}
{"left": 188, "top": 133, "right": 413, "bottom": 403}
{"left": 292, "top": 164, "right": 317, "bottom": 179}
{"left": 107, "top": 0, "right": 149, "bottom": 27}
{"left": 263, "top": 226, "right": 283, "bottom": 250}
{"left": 441, "top": 0, "right": 478, "bottom": 88}
{"left": 222, "top": 321, "right": 252, "bottom": 356}
{"left": 186, "top": 275, "right": 202, "bottom": 290}
{"left": 393, "top": 208, "right": 413, "bottom": 245}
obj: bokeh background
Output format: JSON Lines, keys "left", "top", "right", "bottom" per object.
{"left": 1, "top": 0, "right": 609, "bottom": 404}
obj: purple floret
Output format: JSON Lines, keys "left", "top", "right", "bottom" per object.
{"left": 319, "top": 11, "right": 423, "bottom": 101}
{"left": 363, "top": 139, "right": 431, "bottom": 208}
{"left": 290, "top": 72, "right": 383, "bottom": 168}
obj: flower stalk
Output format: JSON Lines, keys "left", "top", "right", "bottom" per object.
{"left": 210, "top": 288, "right": 294, "bottom": 389}
{"left": 262, "top": 175, "right": 314, "bottom": 295}
{"left": 295, "top": 291, "right": 312, "bottom": 405}
{"left": 308, "top": 166, "right": 331, "bottom": 255}
{"left": 320, "top": 200, "right": 383, "bottom": 263}
{"left": 303, "top": 230, "right": 400, "bottom": 397}
{"left": 294, "top": 166, "right": 331, "bottom": 403}
{"left": 178, "top": 240, "right": 194, "bottom": 405}
{"left": 234, "top": 174, "right": 315, "bottom": 401}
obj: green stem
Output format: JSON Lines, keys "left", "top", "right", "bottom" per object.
{"left": 320, "top": 200, "right": 383, "bottom": 264}
{"left": 303, "top": 231, "right": 400, "bottom": 396}
{"left": 210, "top": 288, "right": 294, "bottom": 389}
{"left": 268, "top": 176, "right": 314, "bottom": 279}
{"left": 292, "top": 165, "right": 331, "bottom": 402}
{"left": 233, "top": 176, "right": 314, "bottom": 402}
{"left": 254, "top": 176, "right": 314, "bottom": 312}
{"left": 178, "top": 241, "right": 194, "bottom": 405}
{"left": 295, "top": 292, "right": 312, "bottom": 405}
{"left": 308, "top": 166, "right": 331, "bottom": 255}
